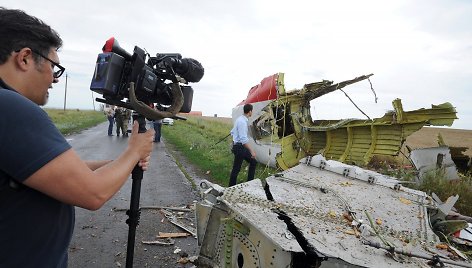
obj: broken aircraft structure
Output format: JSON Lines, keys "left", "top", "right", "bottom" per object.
{"left": 193, "top": 73, "right": 470, "bottom": 267}
{"left": 231, "top": 73, "right": 458, "bottom": 170}
{"left": 195, "top": 155, "right": 472, "bottom": 267}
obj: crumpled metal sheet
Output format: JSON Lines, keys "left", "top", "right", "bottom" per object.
{"left": 410, "top": 146, "right": 459, "bottom": 181}
{"left": 219, "top": 156, "right": 453, "bottom": 267}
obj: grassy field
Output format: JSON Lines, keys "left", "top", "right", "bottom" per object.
{"left": 163, "top": 116, "right": 472, "bottom": 215}
{"left": 44, "top": 108, "right": 106, "bottom": 135}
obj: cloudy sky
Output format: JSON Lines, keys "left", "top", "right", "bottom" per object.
{"left": 4, "top": 0, "right": 472, "bottom": 129}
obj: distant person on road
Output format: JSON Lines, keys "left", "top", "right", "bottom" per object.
{"left": 104, "top": 104, "right": 115, "bottom": 136}
{"left": 0, "top": 8, "right": 155, "bottom": 268}
{"left": 122, "top": 108, "right": 131, "bottom": 137}
{"left": 229, "top": 103, "right": 257, "bottom": 187}
{"left": 153, "top": 118, "right": 163, "bottom": 142}
{"left": 115, "top": 106, "right": 125, "bottom": 137}
{"left": 150, "top": 104, "right": 162, "bottom": 142}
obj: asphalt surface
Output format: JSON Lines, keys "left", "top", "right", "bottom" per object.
{"left": 66, "top": 122, "right": 204, "bottom": 268}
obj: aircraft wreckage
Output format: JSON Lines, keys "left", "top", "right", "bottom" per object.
{"left": 196, "top": 156, "right": 472, "bottom": 267}
{"left": 193, "top": 74, "right": 471, "bottom": 267}
{"left": 230, "top": 73, "right": 458, "bottom": 169}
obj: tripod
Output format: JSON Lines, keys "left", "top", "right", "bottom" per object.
{"left": 125, "top": 113, "right": 146, "bottom": 268}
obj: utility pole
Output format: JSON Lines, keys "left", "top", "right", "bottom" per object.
{"left": 63, "top": 73, "right": 68, "bottom": 111}
{"left": 91, "top": 91, "right": 96, "bottom": 111}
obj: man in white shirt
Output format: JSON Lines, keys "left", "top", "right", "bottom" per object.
{"left": 229, "top": 104, "right": 257, "bottom": 186}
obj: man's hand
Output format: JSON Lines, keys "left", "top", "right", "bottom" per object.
{"left": 128, "top": 121, "right": 155, "bottom": 164}
{"left": 138, "top": 156, "right": 151, "bottom": 171}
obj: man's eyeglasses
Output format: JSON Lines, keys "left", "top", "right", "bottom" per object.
{"left": 31, "top": 49, "right": 66, "bottom": 79}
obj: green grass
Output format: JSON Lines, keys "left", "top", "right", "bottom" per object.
{"left": 162, "top": 116, "right": 278, "bottom": 186}
{"left": 44, "top": 108, "right": 106, "bottom": 135}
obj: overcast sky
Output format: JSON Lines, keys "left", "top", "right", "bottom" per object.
{"left": 4, "top": 0, "right": 472, "bottom": 129}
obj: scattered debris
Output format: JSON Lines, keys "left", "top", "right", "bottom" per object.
{"left": 113, "top": 206, "right": 192, "bottom": 212}
{"left": 173, "top": 247, "right": 181, "bottom": 254}
{"left": 177, "top": 255, "right": 198, "bottom": 264}
{"left": 436, "top": 243, "right": 448, "bottom": 250}
{"left": 399, "top": 197, "right": 412, "bottom": 205}
{"left": 162, "top": 209, "right": 197, "bottom": 237}
{"left": 157, "top": 232, "right": 190, "bottom": 239}
{"left": 448, "top": 211, "right": 472, "bottom": 223}
{"left": 141, "top": 238, "right": 174, "bottom": 246}
{"left": 340, "top": 181, "right": 353, "bottom": 187}
{"left": 344, "top": 230, "right": 356, "bottom": 236}
{"left": 454, "top": 223, "right": 472, "bottom": 242}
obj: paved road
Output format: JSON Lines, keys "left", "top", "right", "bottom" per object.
{"left": 66, "top": 122, "right": 202, "bottom": 267}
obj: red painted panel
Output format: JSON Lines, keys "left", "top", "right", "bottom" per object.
{"left": 238, "top": 73, "right": 278, "bottom": 105}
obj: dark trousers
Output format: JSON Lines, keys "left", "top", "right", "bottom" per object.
{"left": 107, "top": 116, "right": 114, "bottom": 136}
{"left": 229, "top": 144, "right": 257, "bottom": 187}
{"left": 153, "top": 122, "right": 162, "bottom": 142}
{"left": 116, "top": 117, "right": 124, "bottom": 135}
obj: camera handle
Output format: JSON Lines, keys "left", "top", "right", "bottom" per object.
{"left": 125, "top": 113, "right": 146, "bottom": 268}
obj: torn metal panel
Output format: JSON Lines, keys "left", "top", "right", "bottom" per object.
{"left": 438, "top": 133, "right": 472, "bottom": 173}
{"left": 196, "top": 156, "right": 472, "bottom": 267}
{"left": 233, "top": 73, "right": 458, "bottom": 170}
{"left": 410, "top": 146, "right": 459, "bottom": 181}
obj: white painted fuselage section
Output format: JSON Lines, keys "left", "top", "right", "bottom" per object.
{"left": 232, "top": 100, "right": 280, "bottom": 168}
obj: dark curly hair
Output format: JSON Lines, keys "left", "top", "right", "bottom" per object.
{"left": 0, "top": 7, "right": 62, "bottom": 64}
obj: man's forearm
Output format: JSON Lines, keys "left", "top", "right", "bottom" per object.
{"left": 85, "top": 160, "right": 113, "bottom": 171}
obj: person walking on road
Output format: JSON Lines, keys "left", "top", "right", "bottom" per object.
{"left": 115, "top": 107, "right": 125, "bottom": 137}
{"left": 153, "top": 118, "right": 163, "bottom": 142}
{"left": 0, "top": 8, "right": 155, "bottom": 268}
{"left": 122, "top": 108, "right": 131, "bottom": 137}
{"left": 228, "top": 103, "right": 257, "bottom": 187}
{"left": 104, "top": 104, "right": 115, "bottom": 136}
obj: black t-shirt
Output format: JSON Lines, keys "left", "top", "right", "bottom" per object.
{"left": 0, "top": 79, "right": 74, "bottom": 268}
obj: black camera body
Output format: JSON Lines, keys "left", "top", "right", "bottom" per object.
{"left": 90, "top": 38, "right": 203, "bottom": 119}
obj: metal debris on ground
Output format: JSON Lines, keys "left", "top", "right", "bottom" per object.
{"left": 113, "top": 206, "right": 192, "bottom": 212}
{"left": 157, "top": 232, "right": 190, "bottom": 238}
{"left": 141, "top": 238, "right": 174, "bottom": 246}
{"left": 161, "top": 208, "right": 197, "bottom": 237}
{"left": 177, "top": 255, "right": 198, "bottom": 264}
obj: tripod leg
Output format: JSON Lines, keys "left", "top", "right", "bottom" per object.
{"left": 126, "top": 114, "right": 146, "bottom": 268}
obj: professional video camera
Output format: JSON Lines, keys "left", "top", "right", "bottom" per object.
{"left": 90, "top": 37, "right": 204, "bottom": 120}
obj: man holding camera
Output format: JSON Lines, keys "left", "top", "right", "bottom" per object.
{"left": 0, "top": 7, "right": 155, "bottom": 268}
